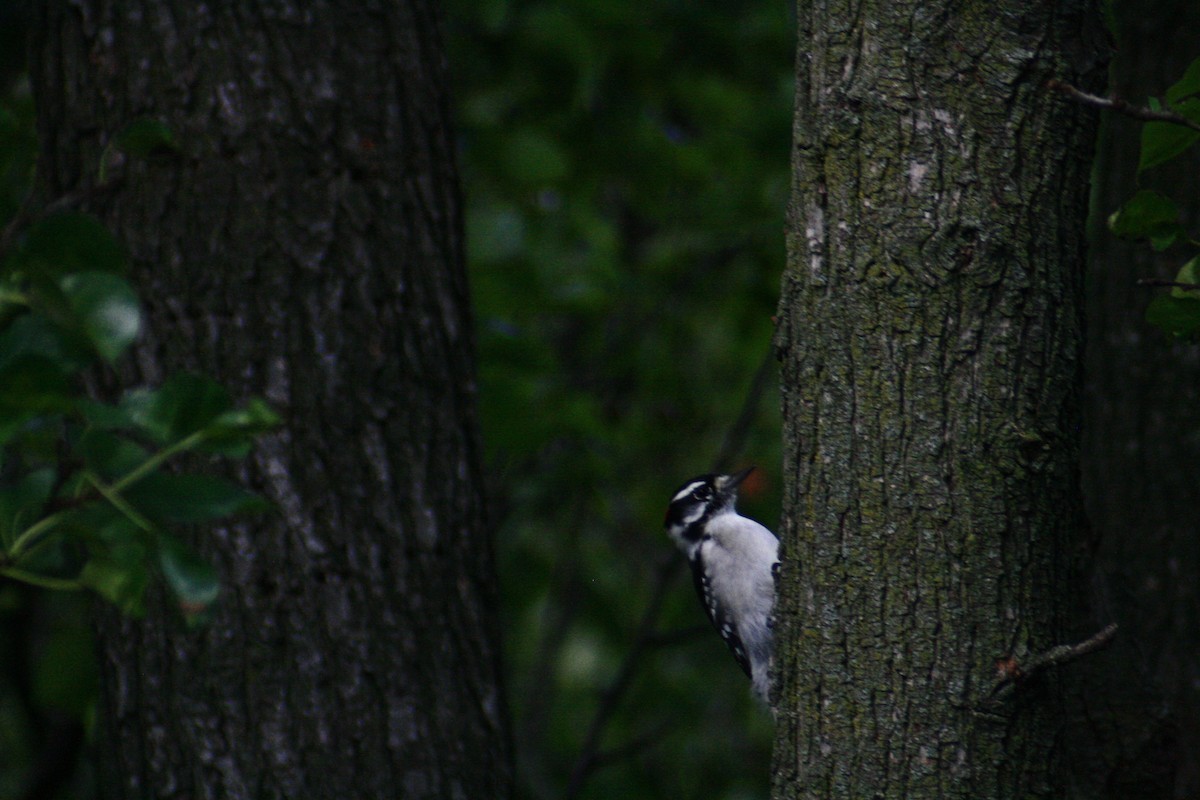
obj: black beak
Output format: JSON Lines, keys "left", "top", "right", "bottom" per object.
{"left": 720, "top": 465, "right": 755, "bottom": 495}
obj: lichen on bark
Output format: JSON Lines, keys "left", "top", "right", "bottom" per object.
{"left": 773, "top": 1, "right": 1105, "bottom": 797}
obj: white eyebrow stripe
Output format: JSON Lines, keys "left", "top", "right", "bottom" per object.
{"left": 672, "top": 481, "right": 706, "bottom": 503}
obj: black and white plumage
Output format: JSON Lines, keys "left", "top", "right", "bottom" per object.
{"left": 664, "top": 467, "right": 779, "bottom": 702}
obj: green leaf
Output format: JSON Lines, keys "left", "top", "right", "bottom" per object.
{"left": 59, "top": 272, "right": 140, "bottom": 362}
{"left": 1171, "top": 256, "right": 1200, "bottom": 300}
{"left": 8, "top": 212, "right": 127, "bottom": 280}
{"left": 0, "top": 411, "right": 36, "bottom": 451}
{"left": 0, "top": 312, "right": 94, "bottom": 372}
{"left": 124, "top": 473, "right": 270, "bottom": 523}
{"left": 79, "top": 557, "right": 148, "bottom": 614}
{"left": 1108, "top": 190, "right": 1181, "bottom": 240}
{"left": 1145, "top": 294, "right": 1200, "bottom": 337}
{"left": 121, "top": 373, "right": 233, "bottom": 445}
{"left": 0, "top": 276, "right": 27, "bottom": 317}
{"left": 77, "top": 515, "right": 149, "bottom": 614}
{"left": 57, "top": 501, "right": 127, "bottom": 542}
{"left": 0, "top": 354, "right": 74, "bottom": 414}
{"left": 11, "top": 528, "right": 86, "bottom": 578}
{"left": 112, "top": 118, "right": 179, "bottom": 157}
{"left": 1166, "top": 57, "right": 1200, "bottom": 105}
{"left": 159, "top": 535, "right": 219, "bottom": 618}
{"left": 1150, "top": 232, "right": 1178, "bottom": 252}
{"left": 200, "top": 398, "right": 281, "bottom": 456}
{"left": 76, "top": 398, "right": 138, "bottom": 430}
{"left": 0, "top": 467, "right": 55, "bottom": 546}
{"left": 77, "top": 428, "right": 150, "bottom": 480}
{"left": 1139, "top": 98, "right": 1200, "bottom": 172}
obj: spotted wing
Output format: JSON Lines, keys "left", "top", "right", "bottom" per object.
{"left": 690, "top": 545, "right": 751, "bottom": 678}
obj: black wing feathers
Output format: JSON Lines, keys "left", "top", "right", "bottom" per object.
{"left": 690, "top": 544, "right": 752, "bottom": 678}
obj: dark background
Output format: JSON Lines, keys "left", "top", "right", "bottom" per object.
{"left": 0, "top": 0, "right": 1196, "bottom": 797}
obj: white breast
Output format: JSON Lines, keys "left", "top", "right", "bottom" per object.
{"left": 699, "top": 512, "right": 777, "bottom": 635}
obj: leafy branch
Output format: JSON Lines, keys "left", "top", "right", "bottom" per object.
{"left": 0, "top": 119, "right": 276, "bottom": 621}
{"left": 984, "top": 623, "right": 1119, "bottom": 705}
{"left": 1055, "top": 57, "right": 1200, "bottom": 338}
{"left": 1047, "top": 79, "right": 1200, "bottom": 133}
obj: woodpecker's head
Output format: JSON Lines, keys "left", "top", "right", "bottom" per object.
{"left": 664, "top": 466, "right": 754, "bottom": 550}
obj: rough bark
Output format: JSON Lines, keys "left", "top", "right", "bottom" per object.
{"left": 773, "top": 1, "right": 1104, "bottom": 797}
{"left": 30, "top": 3, "right": 512, "bottom": 798}
{"left": 1083, "top": 1, "right": 1200, "bottom": 795}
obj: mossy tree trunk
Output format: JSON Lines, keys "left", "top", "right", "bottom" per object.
{"left": 30, "top": 2, "right": 512, "bottom": 798}
{"left": 773, "top": 1, "right": 1104, "bottom": 797}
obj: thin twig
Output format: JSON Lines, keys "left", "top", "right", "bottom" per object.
{"left": 586, "top": 719, "right": 673, "bottom": 772}
{"left": 1023, "top": 623, "right": 1119, "bottom": 672}
{"left": 1137, "top": 278, "right": 1200, "bottom": 291}
{"left": 713, "top": 345, "right": 777, "bottom": 474}
{"left": 1047, "top": 79, "right": 1200, "bottom": 133}
{"left": 986, "top": 623, "right": 1119, "bottom": 703}
{"left": 643, "top": 624, "right": 710, "bottom": 649}
{"left": 564, "top": 553, "right": 682, "bottom": 800}
{"left": 517, "top": 503, "right": 588, "bottom": 800}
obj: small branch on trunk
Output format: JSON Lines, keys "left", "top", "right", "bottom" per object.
{"left": 1047, "top": 79, "right": 1200, "bottom": 133}
{"left": 1137, "top": 278, "right": 1200, "bottom": 291}
{"left": 985, "top": 622, "right": 1119, "bottom": 704}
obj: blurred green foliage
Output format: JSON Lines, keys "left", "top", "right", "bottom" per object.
{"left": 0, "top": 71, "right": 33, "bottom": 225}
{"left": 447, "top": 0, "right": 792, "bottom": 797}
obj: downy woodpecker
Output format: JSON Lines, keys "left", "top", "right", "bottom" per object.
{"left": 664, "top": 467, "right": 778, "bottom": 702}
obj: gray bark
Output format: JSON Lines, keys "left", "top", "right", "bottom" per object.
{"left": 30, "top": 2, "right": 512, "bottom": 798}
{"left": 774, "top": 1, "right": 1104, "bottom": 797}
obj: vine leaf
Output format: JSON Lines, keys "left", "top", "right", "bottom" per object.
{"left": 1171, "top": 256, "right": 1200, "bottom": 300}
{"left": 112, "top": 118, "right": 179, "bottom": 158}
{"left": 1145, "top": 294, "right": 1200, "bottom": 338}
{"left": 59, "top": 271, "right": 140, "bottom": 362}
{"left": 1139, "top": 96, "right": 1200, "bottom": 172}
{"left": 159, "top": 534, "right": 220, "bottom": 623}
{"left": 1108, "top": 190, "right": 1181, "bottom": 243}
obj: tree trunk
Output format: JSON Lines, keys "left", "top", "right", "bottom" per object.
{"left": 773, "top": 1, "right": 1103, "bottom": 797}
{"left": 1084, "top": 1, "right": 1200, "bottom": 794}
{"left": 30, "top": 3, "right": 512, "bottom": 798}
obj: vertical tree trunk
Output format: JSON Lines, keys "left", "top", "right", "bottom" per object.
{"left": 774, "top": 2, "right": 1103, "bottom": 797}
{"left": 30, "top": 3, "right": 512, "bottom": 798}
{"left": 1084, "top": 1, "right": 1200, "bottom": 794}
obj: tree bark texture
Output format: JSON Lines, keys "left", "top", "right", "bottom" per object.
{"left": 1083, "top": 1, "right": 1200, "bottom": 794}
{"left": 774, "top": 2, "right": 1104, "bottom": 797}
{"left": 31, "top": 3, "right": 512, "bottom": 798}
